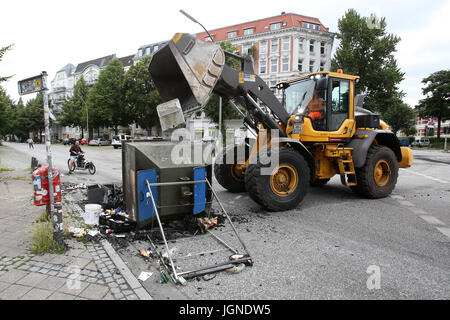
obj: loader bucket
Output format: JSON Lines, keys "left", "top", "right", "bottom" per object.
{"left": 149, "top": 33, "right": 226, "bottom": 113}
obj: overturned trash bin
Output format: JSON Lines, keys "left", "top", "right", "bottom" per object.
{"left": 122, "top": 140, "right": 213, "bottom": 229}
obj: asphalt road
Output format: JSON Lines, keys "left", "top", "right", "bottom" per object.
{"left": 3, "top": 142, "right": 449, "bottom": 299}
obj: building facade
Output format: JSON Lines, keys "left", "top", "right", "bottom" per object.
{"left": 414, "top": 116, "right": 450, "bottom": 137}
{"left": 197, "top": 12, "right": 335, "bottom": 98}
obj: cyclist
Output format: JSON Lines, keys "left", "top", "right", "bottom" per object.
{"left": 69, "top": 140, "right": 84, "bottom": 174}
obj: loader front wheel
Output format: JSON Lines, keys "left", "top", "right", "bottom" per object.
{"left": 214, "top": 144, "right": 249, "bottom": 193}
{"left": 245, "top": 147, "right": 310, "bottom": 211}
{"left": 351, "top": 145, "right": 398, "bottom": 198}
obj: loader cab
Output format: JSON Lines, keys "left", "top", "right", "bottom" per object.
{"left": 281, "top": 71, "right": 358, "bottom": 142}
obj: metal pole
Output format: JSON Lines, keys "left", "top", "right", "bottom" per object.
{"left": 42, "top": 72, "right": 63, "bottom": 246}
{"left": 218, "top": 97, "right": 222, "bottom": 147}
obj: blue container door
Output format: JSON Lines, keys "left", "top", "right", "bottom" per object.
{"left": 193, "top": 167, "right": 207, "bottom": 215}
{"left": 137, "top": 169, "right": 158, "bottom": 222}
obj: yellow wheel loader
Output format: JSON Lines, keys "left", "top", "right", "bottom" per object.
{"left": 149, "top": 33, "right": 413, "bottom": 211}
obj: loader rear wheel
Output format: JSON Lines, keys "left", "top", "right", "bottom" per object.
{"left": 214, "top": 144, "right": 249, "bottom": 193}
{"left": 245, "top": 147, "right": 310, "bottom": 211}
{"left": 351, "top": 145, "right": 398, "bottom": 198}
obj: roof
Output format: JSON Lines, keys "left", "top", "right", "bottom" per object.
{"left": 134, "top": 40, "right": 168, "bottom": 60}
{"left": 74, "top": 54, "right": 116, "bottom": 74}
{"left": 196, "top": 12, "right": 330, "bottom": 41}
{"left": 57, "top": 63, "right": 75, "bottom": 77}
{"left": 118, "top": 54, "right": 135, "bottom": 68}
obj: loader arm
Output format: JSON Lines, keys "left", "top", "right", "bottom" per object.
{"left": 149, "top": 33, "right": 289, "bottom": 136}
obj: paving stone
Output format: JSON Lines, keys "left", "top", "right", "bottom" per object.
{"left": 103, "top": 272, "right": 112, "bottom": 278}
{"left": 47, "top": 291, "right": 77, "bottom": 300}
{"left": 79, "top": 275, "right": 87, "bottom": 281}
{"left": 16, "top": 273, "right": 48, "bottom": 287}
{"left": 58, "top": 280, "right": 89, "bottom": 296}
{"left": 35, "top": 276, "right": 66, "bottom": 291}
{"left": 28, "top": 266, "right": 40, "bottom": 272}
{"left": 39, "top": 268, "right": 50, "bottom": 274}
{"left": 87, "top": 277, "right": 97, "bottom": 283}
{"left": 105, "top": 276, "right": 114, "bottom": 283}
{"left": 57, "top": 271, "right": 69, "bottom": 278}
{"left": 20, "top": 288, "right": 53, "bottom": 300}
{"left": 0, "top": 284, "right": 32, "bottom": 300}
{"left": 103, "top": 291, "right": 115, "bottom": 300}
{"left": 126, "top": 294, "right": 138, "bottom": 300}
{"left": 78, "top": 283, "right": 110, "bottom": 300}
{"left": 0, "top": 281, "right": 11, "bottom": 292}
{"left": 122, "top": 289, "right": 133, "bottom": 296}
{"left": 107, "top": 282, "right": 118, "bottom": 289}
{"left": 116, "top": 278, "right": 126, "bottom": 285}
{"left": 120, "top": 284, "right": 128, "bottom": 290}
{"left": 0, "top": 269, "right": 29, "bottom": 284}
{"left": 47, "top": 270, "right": 58, "bottom": 276}
{"left": 96, "top": 279, "right": 105, "bottom": 285}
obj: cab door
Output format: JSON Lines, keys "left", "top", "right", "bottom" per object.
{"left": 327, "top": 78, "right": 355, "bottom": 139}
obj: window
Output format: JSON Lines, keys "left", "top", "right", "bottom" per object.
{"left": 298, "top": 39, "right": 304, "bottom": 52}
{"left": 228, "top": 31, "right": 237, "bottom": 39}
{"left": 270, "top": 23, "right": 281, "bottom": 31}
{"left": 271, "top": 39, "right": 279, "bottom": 54}
{"left": 271, "top": 59, "right": 278, "bottom": 73}
{"left": 153, "top": 45, "right": 159, "bottom": 53}
{"left": 242, "top": 44, "right": 252, "bottom": 55}
{"left": 303, "top": 22, "right": 321, "bottom": 30}
{"left": 330, "top": 79, "right": 350, "bottom": 131}
{"left": 282, "top": 58, "right": 289, "bottom": 72}
{"left": 138, "top": 49, "right": 143, "bottom": 57}
{"left": 145, "top": 47, "right": 150, "bottom": 55}
{"left": 320, "top": 42, "right": 326, "bottom": 55}
{"left": 259, "top": 60, "right": 267, "bottom": 74}
{"left": 244, "top": 28, "right": 254, "bottom": 35}
{"left": 260, "top": 41, "right": 267, "bottom": 54}
{"left": 298, "top": 59, "right": 303, "bottom": 72}
{"left": 309, "top": 60, "right": 315, "bottom": 73}
{"left": 310, "top": 40, "right": 315, "bottom": 53}
{"left": 320, "top": 61, "right": 325, "bottom": 71}
{"left": 270, "top": 81, "right": 277, "bottom": 93}
{"left": 282, "top": 38, "right": 290, "bottom": 51}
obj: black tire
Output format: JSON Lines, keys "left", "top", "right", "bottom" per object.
{"left": 245, "top": 147, "right": 310, "bottom": 211}
{"left": 88, "top": 163, "right": 96, "bottom": 175}
{"left": 310, "top": 178, "right": 330, "bottom": 187}
{"left": 214, "top": 144, "right": 249, "bottom": 193}
{"left": 114, "top": 146, "right": 118, "bottom": 149}
{"left": 350, "top": 145, "right": 398, "bottom": 198}
{"left": 67, "top": 159, "right": 75, "bottom": 173}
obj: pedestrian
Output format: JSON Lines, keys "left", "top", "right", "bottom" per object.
{"left": 27, "top": 137, "right": 34, "bottom": 149}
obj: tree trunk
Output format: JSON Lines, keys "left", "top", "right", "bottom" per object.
{"left": 437, "top": 116, "right": 441, "bottom": 140}
{"left": 114, "top": 125, "right": 118, "bottom": 135}
{"left": 81, "top": 127, "right": 84, "bottom": 139}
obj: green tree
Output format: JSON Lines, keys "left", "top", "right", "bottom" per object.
{"left": 0, "top": 87, "right": 12, "bottom": 136}
{"left": 59, "top": 76, "right": 89, "bottom": 136}
{"left": 0, "top": 44, "right": 13, "bottom": 83}
{"left": 331, "top": 9, "right": 404, "bottom": 114}
{"left": 415, "top": 70, "right": 450, "bottom": 139}
{"left": 87, "top": 59, "right": 127, "bottom": 135}
{"left": 123, "top": 56, "right": 161, "bottom": 134}
{"left": 383, "top": 99, "right": 416, "bottom": 136}
{"left": 203, "top": 41, "right": 242, "bottom": 141}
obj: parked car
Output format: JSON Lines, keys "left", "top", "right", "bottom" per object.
{"left": 89, "top": 138, "right": 110, "bottom": 146}
{"left": 80, "top": 138, "right": 88, "bottom": 145}
{"left": 63, "top": 138, "right": 76, "bottom": 145}
{"left": 112, "top": 134, "right": 132, "bottom": 149}
{"left": 411, "top": 137, "right": 430, "bottom": 148}
{"left": 398, "top": 138, "right": 410, "bottom": 147}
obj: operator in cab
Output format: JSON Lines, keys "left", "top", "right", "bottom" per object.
{"left": 305, "top": 92, "right": 326, "bottom": 130}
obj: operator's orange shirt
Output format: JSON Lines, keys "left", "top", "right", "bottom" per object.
{"left": 307, "top": 96, "right": 325, "bottom": 120}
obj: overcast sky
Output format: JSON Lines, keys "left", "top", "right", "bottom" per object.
{"left": 1, "top": 0, "right": 449, "bottom": 107}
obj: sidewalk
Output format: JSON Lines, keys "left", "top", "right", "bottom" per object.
{"left": 0, "top": 145, "right": 150, "bottom": 300}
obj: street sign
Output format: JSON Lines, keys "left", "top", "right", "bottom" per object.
{"left": 18, "top": 74, "right": 46, "bottom": 95}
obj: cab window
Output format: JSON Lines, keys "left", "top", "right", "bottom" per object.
{"left": 330, "top": 79, "right": 350, "bottom": 131}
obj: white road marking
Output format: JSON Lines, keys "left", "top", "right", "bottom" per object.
{"left": 436, "top": 227, "right": 450, "bottom": 239}
{"left": 398, "top": 200, "right": 415, "bottom": 207}
{"left": 419, "top": 216, "right": 446, "bottom": 226}
{"left": 411, "top": 208, "right": 428, "bottom": 215}
{"left": 400, "top": 169, "right": 449, "bottom": 184}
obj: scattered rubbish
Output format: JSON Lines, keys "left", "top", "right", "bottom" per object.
{"left": 87, "top": 184, "right": 123, "bottom": 209}
{"left": 226, "top": 263, "right": 246, "bottom": 274}
{"left": 202, "top": 274, "right": 216, "bottom": 281}
{"left": 76, "top": 231, "right": 87, "bottom": 239}
{"left": 162, "top": 247, "right": 177, "bottom": 259}
{"left": 113, "top": 234, "right": 127, "bottom": 238}
{"left": 68, "top": 227, "right": 85, "bottom": 234}
{"left": 99, "top": 213, "right": 136, "bottom": 233}
{"left": 160, "top": 271, "right": 169, "bottom": 283}
{"left": 84, "top": 204, "right": 102, "bottom": 225}
{"left": 197, "top": 217, "right": 218, "bottom": 231}
{"left": 138, "top": 271, "right": 153, "bottom": 282}
{"left": 88, "top": 230, "right": 100, "bottom": 237}
{"left": 178, "top": 276, "right": 187, "bottom": 286}
{"left": 230, "top": 254, "right": 245, "bottom": 260}
{"left": 140, "top": 249, "right": 149, "bottom": 258}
